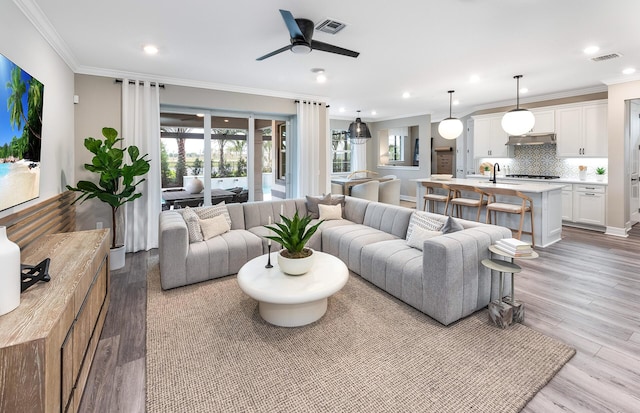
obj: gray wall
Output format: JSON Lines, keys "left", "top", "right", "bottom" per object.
{"left": 369, "top": 114, "right": 431, "bottom": 198}
{"left": 0, "top": 1, "right": 75, "bottom": 220}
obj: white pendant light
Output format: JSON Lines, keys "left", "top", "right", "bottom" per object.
{"left": 502, "top": 75, "right": 535, "bottom": 136}
{"left": 438, "top": 90, "right": 463, "bottom": 140}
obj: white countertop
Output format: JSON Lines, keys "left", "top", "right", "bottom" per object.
{"left": 466, "top": 174, "right": 608, "bottom": 186}
{"left": 413, "top": 177, "right": 566, "bottom": 193}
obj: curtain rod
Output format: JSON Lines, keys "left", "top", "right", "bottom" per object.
{"left": 115, "top": 79, "right": 165, "bottom": 88}
{"left": 294, "top": 100, "right": 327, "bottom": 106}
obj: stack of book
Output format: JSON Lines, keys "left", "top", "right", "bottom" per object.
{"left": 495, "top": 238, "right": 533, "bottom": 257}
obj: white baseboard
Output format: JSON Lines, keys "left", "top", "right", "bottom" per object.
{"left": 605, "top": 226, "right": 628, "bottom": 237}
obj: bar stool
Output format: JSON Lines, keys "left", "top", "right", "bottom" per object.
{"left": 484, "top": 187, "right": 535, "bottom": 247}
{"left": 447, "top": 184, "right": 489, "bottom": 222}
{"left": 422, "top": 182, "right": 452, "bottom": 214}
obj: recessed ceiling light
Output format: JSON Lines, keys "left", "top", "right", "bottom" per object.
{"left": 469, "top": 74, "right": 480, "bottom": 83}
{"left": 371, "top": 110, "right": 377, "bottom": 115}
{"left": 402, "top": 92, "right": 411, "bottom": 99}
{"left": 339, "top": 107, "right": 345, "bottom": 113}
{"left": 143, "top": 44, "right": 158, "bottom": 55}
{"left": 196, "top": 113, "right": 204, "bottom": 118}
{"left": 583, "top": 45, "right": 599, "bottom": 55}
{"left": 623, "top": 67, "right": 636, "bottom": 75}
{"left": 316, "top": 74, "right": 327, "bottom": 83}
{"left": 519, "top": 87, "right": 529, "bottom": 94}
{"left": 224, "top": 119, "right": 230, "bottom": 123}
{"left": 452, "top": 100, "right": 460, "bottom": 106}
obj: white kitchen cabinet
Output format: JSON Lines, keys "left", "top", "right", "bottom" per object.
{"left": 561, "top": 186, "right": 573, "bottom": 221}
{"left": 572, "top": 184, "right": 606, "bottom": 226}
{"left": 556, "top": 101, "right": 607, "bottom": 157}
{"left": 529, "top": 109, "right": 555, "bottom": 134}
{"left": 472, "top": 114, "right": 511, "bottom": 158}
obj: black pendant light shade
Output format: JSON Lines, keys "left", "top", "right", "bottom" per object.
{"left": 348, "top": 111, "right": 372, "bottom": 144}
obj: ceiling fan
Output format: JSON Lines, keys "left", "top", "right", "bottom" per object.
{"left": 256, "top": 9, "right": 360, "bottom": 61}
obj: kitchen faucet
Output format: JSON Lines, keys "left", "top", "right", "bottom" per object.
{"left": 491, "top": 163, "right": 500, "bottom": 184}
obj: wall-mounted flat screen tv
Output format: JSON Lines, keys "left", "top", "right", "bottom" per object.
{"left": 0, "top": 52, "right": 44, "bottom": 212}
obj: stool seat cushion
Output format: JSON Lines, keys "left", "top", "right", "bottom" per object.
{"left": 487, "top": 202, "right": 530, "bottom": 213}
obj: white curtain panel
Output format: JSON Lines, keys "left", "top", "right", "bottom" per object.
{"left": 121, "top": 80, "right": 161, "bottom": 252}
{"left": 296, "top": 101, "right": 321, "bottom": 197}
{"left": 351, "top": 140, "right": 367, "bottom": 172}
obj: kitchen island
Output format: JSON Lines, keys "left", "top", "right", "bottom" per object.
{"left": 414, "top": 178, "right": 565, "bottom": 247}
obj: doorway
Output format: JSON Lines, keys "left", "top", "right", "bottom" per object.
{"left": 629, "top": 100, "right": 640, "bottom": 224}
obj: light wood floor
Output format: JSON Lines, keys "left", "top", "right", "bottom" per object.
{"left": 79, "top": 225, "right": 640, "bottom": 412}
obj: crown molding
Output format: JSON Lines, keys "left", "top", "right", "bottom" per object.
{"left": 75, "top": 65, "right": 329, "bottom": 102}
{"left": 603, "top": 74, "right": 640, "bottom": 86}
{"left": 13, "top": 0, "right": 79, "bottom": 71}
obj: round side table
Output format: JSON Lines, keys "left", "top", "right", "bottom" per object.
{"left": 483, "top": 245, "right": 538, "bottom": 328}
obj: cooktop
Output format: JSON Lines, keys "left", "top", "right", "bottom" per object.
{"left": 506, "top": 174, "right": 561, "bottom": 180}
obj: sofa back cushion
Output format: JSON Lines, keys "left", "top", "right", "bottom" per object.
{"left": 242, "top": 199, "right": 308, "bottom": 229}
{"left": 226, "top": 203, "right": 245, "bottom": 230}
{"left": 362, "top": 202, "right": 413, "bottom": 238}
{"left": 343, "top": 196, "right": 369, "bottom": 224}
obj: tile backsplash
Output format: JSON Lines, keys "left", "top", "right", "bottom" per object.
{"left": 478, "top": 144, "right": 608, "bottom": 179}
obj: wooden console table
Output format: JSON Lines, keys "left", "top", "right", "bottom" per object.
{"left": 0, "top": 229, "right": 110, "bottom": 413}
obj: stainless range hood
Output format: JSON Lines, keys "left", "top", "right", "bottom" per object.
{"left": 506, "top": 133, "right": 556, "bottom": 145}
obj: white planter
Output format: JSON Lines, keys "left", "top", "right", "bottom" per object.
{"left": 277, "top": 249, "right": 315, "bottom": 275}
{"left": 0, "top": 226, "right": 20, "bottom": 316}
{"left": 596, "top": 175, "right": 604, "bottom": 182}
{"left": 110, "top": 245, "right": 126, "bottom": 270}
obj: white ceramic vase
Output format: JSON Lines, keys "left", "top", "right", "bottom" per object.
{"left": 110, "top": 245, "right": 126, "bottom": 270}
{"left": 186, "top": 177, "right": 204, "bottom": 194}
{"left": 0, "top": 226, "right": 21, "bottom": 316}
{"left": 277, "top": 249, "right": 314, "bottom": 275}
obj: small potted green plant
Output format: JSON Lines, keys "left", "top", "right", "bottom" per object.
{"left": 66, "top": 127, "right": 150, "bottom": 270}
{"left": 264, "top": 211, "right": 323, "bottom": 275}
{"left": 595, "top": 167, "right": 606, "bottom": 181}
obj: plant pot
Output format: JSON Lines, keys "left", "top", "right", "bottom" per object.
{"left": 596, "top": 175, "right": 604, "bottom": 182}
{"left": 277, "top": 249, "right": 315, "bottom": 275}
{"left": 110, "top": 245, "right": 126, "bottom": 270}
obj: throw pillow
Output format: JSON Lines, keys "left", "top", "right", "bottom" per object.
{"left": 194, "top": 202, "right": 232, "bottom": 227}
{"left": 182, "top": 207, "right": 204, "bottom": 243}
{"left": 406, "top": 226, "right": 443, "bottom": 250}
{"left": 305, "top": 194, "right": 331, "bottom": 219}
{"left": 200, "top": 214, "right": 231, "bottom": 240}
{"left": 442, "top": 216, "right": 465, "bottom": 233}
{"left": 318, "top": 203, "right": 342, "bottom": 221}
{"left": 406, "top": 211, "right": 445, "bottom": 241}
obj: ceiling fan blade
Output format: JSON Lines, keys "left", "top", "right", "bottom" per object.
{"left": 256, "top": 45, "right": 291, "bottom": 61}
{"left": 279, "top": 9, "right": 305, "bottom": 40}
{"left": 311, "top": 40, "right": 360, "bottom": 58}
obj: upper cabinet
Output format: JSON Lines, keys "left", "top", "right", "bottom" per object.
{"left": 529, "top": 109, "right": 555, "bottom": 134}
{"left": 556, "top": 101, "right": 607, "bottom": 157}
{"left": 472, "top": 114, "right": 512, "bottom": 158}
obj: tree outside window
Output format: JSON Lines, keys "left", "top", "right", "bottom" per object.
{"left": 331, "top": 130, "right": 352, "bottom": 173}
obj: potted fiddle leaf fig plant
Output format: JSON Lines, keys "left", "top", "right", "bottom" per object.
{"left": 66, "top": 127, "right": 150, "bottom": 270}
{"left": 264, "top": 211, "right": 323, "bottom": 275}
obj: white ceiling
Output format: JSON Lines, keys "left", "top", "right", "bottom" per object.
{"left": 22, "top": 0, "right": 640, "bottom": 121}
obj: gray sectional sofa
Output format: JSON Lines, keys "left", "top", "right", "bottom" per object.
{"left": 159, "top": 196, "right": 512, "bottom": 325}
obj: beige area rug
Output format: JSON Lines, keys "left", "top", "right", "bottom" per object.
{"left": 146, "top": 261, "right": 574, "bottom": 413}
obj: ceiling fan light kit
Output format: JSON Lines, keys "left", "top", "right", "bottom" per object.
{"left": 257, "top": 9, "right": 360, "bottom": 61}
{"left": 502, "top": 75, "right": 536, "bottom": 136}
{"left": 348, "top": 111, "right": 372, "bottom": 144}
{"left": 438, "top": 90, "right": 463, "bottom": 140}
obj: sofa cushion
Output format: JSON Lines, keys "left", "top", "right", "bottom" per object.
{"left": 441, "top": 216, "right": 465, "bottom": 234}
{"left": 305, "top": 194, "right": 331, "bottom": 219}
{"left": 360, "top": 239, "right": 424, "bottom": 310}
{"left": 194, "top": 202, "right": 232, "bottom": 226}
{"left": 319, "top": 203, "right": 342, "bottom": 220}
{"left": 322, "top": 224, "right": 398, "bottom": 274}
{"left": 362, "top": 202, "right": 414, "bottom": 238}
{"left": 182, "top": 207, "right": 204, "bottom": 243}
{"left": 406, "top": 226, "right": 443, "bottom": 250}
{"left": 406, "top": 211, "right": 445, "bottom": 241}
{"left": 200, "top": 215, "right": 230, "bottom": 240}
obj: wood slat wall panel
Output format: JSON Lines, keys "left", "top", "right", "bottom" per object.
{"left": 0, "top": 191, "right": 76, "bottom": 250}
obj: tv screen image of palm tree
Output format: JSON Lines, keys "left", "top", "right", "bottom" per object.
{"left": 0, "top": 53, "right": 44, "bottom": 212}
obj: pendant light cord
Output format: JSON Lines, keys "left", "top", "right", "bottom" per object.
{"left": 514, "top": 75, "right": 522, "bottom": 110}
{"left": 447, "top": 90, "right": 454, "bottom": 118}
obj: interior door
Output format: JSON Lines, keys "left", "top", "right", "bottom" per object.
{"left": 630, "top": 101, "right": 640, "bottom": 224}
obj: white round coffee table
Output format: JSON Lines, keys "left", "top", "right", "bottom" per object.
{"left": 237, "top": 251, "right": 349, "bottom": 327}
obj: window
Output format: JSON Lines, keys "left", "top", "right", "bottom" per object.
{"left": 388, "top": 134, "right": 404, "bottom": 162}
{"left": 331, "top": 130, "right": 352, "bottom": 173}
